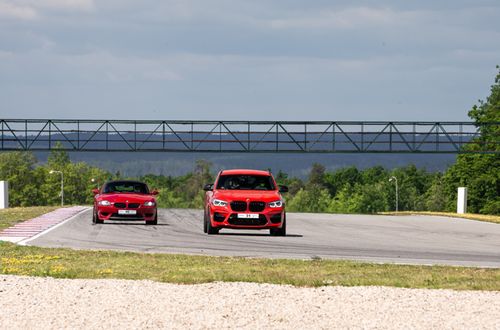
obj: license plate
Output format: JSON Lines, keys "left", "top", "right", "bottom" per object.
{"left": 118, "top": 210, "right": 137, "bottom": 215}
{"left": 237, "top": 213, "right": 259, "bottom": 219}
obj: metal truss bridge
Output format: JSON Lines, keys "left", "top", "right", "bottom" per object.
{"left": 0, "top": 119, "right": 498, "bottom": 153}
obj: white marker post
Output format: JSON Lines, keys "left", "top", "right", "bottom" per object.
{"left": 457, "top": 187, "right": 467, "bottom": 214}
{"left": 0, "top": 181, "right": 8, "bottom": 209}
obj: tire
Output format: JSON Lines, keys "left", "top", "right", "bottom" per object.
{"left": 270, "top": 214, "right": 286, "bottom": 236}
{"left": 94, "top": 210, "right": 104, "bottom": 224}
{"left": 146, "top": 213, "right": 158, "bottom": 225}
{"left": 203, "top": 210, "right": 208, "bottom": 233}
{"left": 206, "top": 212, "right": 219, "bottom": 235}
{"left": 92, "top": 210, "right": 96, "bottom": 224}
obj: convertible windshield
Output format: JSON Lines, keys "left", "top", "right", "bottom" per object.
{"left": 103, "top": 181, "right": 149, "bottom": 194}
{"left": 216, "top": 175, "right": 275, "bottom": 191}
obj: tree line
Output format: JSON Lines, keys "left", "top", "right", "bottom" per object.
{"left": 0, "top": 150, "right": 497, "bottom": 214}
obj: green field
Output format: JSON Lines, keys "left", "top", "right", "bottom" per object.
{"left": 1, "top": 242, "right": 499, "bottom": 290}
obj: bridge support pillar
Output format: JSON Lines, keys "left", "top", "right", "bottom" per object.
{"left": 0, "top": 181, "right": 8, "bottom": 209}
{"left": 457, "top": 187, "right": 467, "bottom": 214}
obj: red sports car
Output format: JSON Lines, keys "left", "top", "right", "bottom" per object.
{"left": 92, "top": 180, "right": 159, "bottom": 225}
{"left": 203, "top": 169, "right": 288, "bottom": 235}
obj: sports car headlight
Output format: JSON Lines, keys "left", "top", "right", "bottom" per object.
{"left": 212, "top": 199, "right": 228, "bottom": 207}
{"left": 268, "top": 200, "right": 283, "bottom": 208}
{"left": 98, "top": 200, "right": 111, "bottom": 206}
{"left": 144, "top": 201, "right": 156, "bottom": 207}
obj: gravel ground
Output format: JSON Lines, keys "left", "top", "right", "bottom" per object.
{"left": 0, "top": 275, "right": 499, "bottom": 329}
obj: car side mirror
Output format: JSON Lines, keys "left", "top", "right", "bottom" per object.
{"left": 279, "top": 185, "right": 289, "bottom": 193}
{"left": 203, "top": 183, "right": 214, "bottom": 191}
{"left": 151, "top": 189, "right": 159, "bottom": 195}
{"left": 92, "top": 188, "right": 100, "bottom": 195}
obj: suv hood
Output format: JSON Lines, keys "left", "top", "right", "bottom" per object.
{"left": 213, "top": 190, "right": 281, "bottom": 202}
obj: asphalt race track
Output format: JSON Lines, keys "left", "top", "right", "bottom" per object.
{"left": 28, "top": 208, "right": 500, "bottom": 267}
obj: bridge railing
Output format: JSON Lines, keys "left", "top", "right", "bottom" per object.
{"left": 0, "top": 119, "right": 498, "bottom": 153}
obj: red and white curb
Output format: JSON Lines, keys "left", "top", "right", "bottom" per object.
{"left": 0, "top": 206, "right": 89, "bottom": 244}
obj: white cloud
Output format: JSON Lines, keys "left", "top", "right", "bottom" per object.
{"left": 0, "top": 1, "right": 37, "bottom": 20}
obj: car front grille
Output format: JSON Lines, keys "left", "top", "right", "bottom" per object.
{"left": 228, "top": 214, "right": 267, "bottom": 226}
{"left": 230, "top": 201, "right": 247, "bottom": 212}
{"left": 249, "top": 201, "right": 265, "bottom": 212}
{"left": 113, "top": 202, "right": 141, "bottom": 209}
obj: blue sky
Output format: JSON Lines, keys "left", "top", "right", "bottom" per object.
{"left": 0, "top": 0, "right": 499, "bottom": 121}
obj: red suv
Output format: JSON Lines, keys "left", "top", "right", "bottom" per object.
{"left": 203, "top": 169, "right": 288, "bottom": 236}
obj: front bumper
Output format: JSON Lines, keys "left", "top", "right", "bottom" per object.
{"left": 97, "top": 206, "right": 157, "bottom": 221}
{"left": 209, "top": 206, "right": 285, "bottom": 229}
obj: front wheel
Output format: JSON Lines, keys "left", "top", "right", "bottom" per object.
{"left": 270, "top": 214, "right": 286, "bottom": 236}
{"left": 94, "top": 210, "right": 103, "bottom": 224}
{"left": 146, "top": 212, "right": 158, "bottom": 225}
{"left": 206, "top": 212, "right": 219, "bottom": 235}
{"left": 203, "top": 210, "right": 208, "bottom": 233}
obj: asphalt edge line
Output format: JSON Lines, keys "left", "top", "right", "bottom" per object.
{"left": 18, "top": 207, "right": 91, "bottom": 246}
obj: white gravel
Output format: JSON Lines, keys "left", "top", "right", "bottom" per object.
{"left": 0, "top": 275, "right": 499, "bottom": 329}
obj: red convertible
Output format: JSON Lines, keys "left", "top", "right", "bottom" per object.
{"left": 92, "top": 180, "right": 158, "bottom": 225}
{"left": 203, "top": 169, "right": 288, "bottom": 235}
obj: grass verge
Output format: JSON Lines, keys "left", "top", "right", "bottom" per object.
{"left": 1, "top": 242, "right": 499, "bottom": 290}
{"left": 380, "top": 211, "right": 500, "bottom": 224}
{"left": 0, "top": 206, "right": 60, "bottom": 231}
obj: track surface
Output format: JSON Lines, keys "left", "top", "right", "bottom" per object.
{"left": 28, "top": 208, "right": 500, "bottom": 267}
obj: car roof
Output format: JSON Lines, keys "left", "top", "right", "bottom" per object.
{"left": 219, "top": 169, "right": 271, "bottom": 176}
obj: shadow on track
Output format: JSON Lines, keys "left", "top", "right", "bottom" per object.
{"left": 93, "top": 223, "right": 169, "bottom": 226}
{"left": 218, "top": 232, "right": 303, "bottom": 238}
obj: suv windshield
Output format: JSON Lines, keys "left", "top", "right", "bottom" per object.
{"left": 216, "top": 175, "right": 275, "bottom": 191}
{"left": 103, "top": 181, "right": 149, "bottom": 194}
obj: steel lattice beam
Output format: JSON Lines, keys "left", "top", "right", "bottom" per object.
{"left": 0, "top": 119, "right": 498, "bottom": 153}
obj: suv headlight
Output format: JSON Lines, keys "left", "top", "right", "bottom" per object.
{"left": 98, "top": 200, "right": 111, "bottom": 206}
{"left": 212, "top": 199, "right": 228, "bottom": 207}
{"left": 144, "top": 201, "right": 156, "bottom": 207}
{"left": 268, "top": 200, "right": 283, "bottom": 208}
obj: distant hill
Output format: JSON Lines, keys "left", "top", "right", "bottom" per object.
{"left": 34, "top": 151, "right": 456, "bottom": 178}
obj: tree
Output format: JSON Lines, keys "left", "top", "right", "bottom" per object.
{"left": 324, "top": 166, "right": 361, "bottom": 196}
{"left": 0, "top": 151, "right": 43, "bottom": 206}
{"left": 425, "top": 175, "right": 448, "bottom": 211}
{"left": 47, "top": 142, "right": 70, "bottom": 170}
{"left": 307, "top": 163, "right": 326, "bottom": 188}
{"left": 443, "top": 67, "right": 500, "bottom": 214}
{"left": 287, "top": 187, "right": 331, "bottom": 213}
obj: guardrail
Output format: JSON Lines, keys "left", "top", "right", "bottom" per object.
{"left": 0, "top": 119, "right": 498, "bottom": 153}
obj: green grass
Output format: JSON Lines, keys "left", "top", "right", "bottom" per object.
{"left": 0, "top": 206, "right": 60, "bottom": 231}
{"left": 380, "top": 211, "right": 500, "bottom": 224}
{"left": 1, "top": 242, "right": 499, "bottom": 290}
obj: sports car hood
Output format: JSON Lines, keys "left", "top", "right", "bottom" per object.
{"left": 213, "top": 190, "right": 282, "bottom": 202}
{"left": 97, "top": 193, "right": 155, "bottom": 203}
